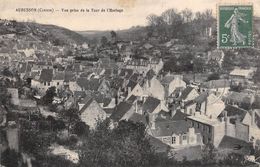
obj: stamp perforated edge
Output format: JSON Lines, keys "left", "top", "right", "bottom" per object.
{"left": 216, "top": 2, "right": 254, "bottom": 49}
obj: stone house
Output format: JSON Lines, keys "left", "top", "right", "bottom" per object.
{"left": 79, "top": 98, "right": 107, "bottom": 129}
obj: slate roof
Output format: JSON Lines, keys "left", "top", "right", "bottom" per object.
{"left": 126, "top": 80, "right": 138, "bottom": 90}
{"left": 142, "top": 97, "right": 160, "bottom": 113}
{"left": 74, "top": 91, "right": 86, "bottom": 100}
{"left": 110, "top": 102, "right": 133, "bottom": 121}
{"left": 151, "top": 120, "right": 189, "bottom": 137}
{"left": 53, "top": 71, "right": 65, "bottom": 80}
{"left": 129, "top": 73, "right": 140, "bottom": 82}
{"left": 79, "top": 98, "right": 95, "bottom": 113}
{"left": 110, "top": 77, "right": 124, "bottom": 90}
{"left": 127, "top": 95, "right": 137, "bottom": 104}
{"left": 99, "top": 57, "right": 117, "bottom": 69}
{"left": 156, "top": 110, "right": 188, "bottom": 122}
{"left": 194, "top": 92, "right": 209, "bottom": 104}
{"left": 103, "top": 108, "right": 114, "bottom": 115}
{"left": 145, "top": 69, "right": 156, "bottom": 81}
{"left": 119, "top": 69, "right": 134, "bottom": 79}
{"left": 129, "top": 113, "right": 147, "bottom": 125}
{"left": 226, "top": 92, "right": 253, "bottom": 104}
{"left": 39, "top": 69, "right": 53, "bottom": 82}
{"left": 253, "top": 109, "right": 260, "bottom": 129}
{"left": 179, "top": 87, "right": 194, "bottom": 100}
{"left": 64, "top": 71, "right": 75, "bottom": 82}
{"left": 218, "top": 105, "right": 248, "bottom": 124}
{"left": 76, "top": 78, "right": 101, "bottom": 91}
{"left": 148, "top": 135, "right": 169, "bottom": 153}
{"left": 161, "top": 75, "right": 175, "bottom": 85}
{"left": 103, "top": 68, "right": 113, "bottom": 77}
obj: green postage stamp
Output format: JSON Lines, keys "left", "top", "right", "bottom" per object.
{"left": 218, "top": 4, "right": 253, "bottom": 48}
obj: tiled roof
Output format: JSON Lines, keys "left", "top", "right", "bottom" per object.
{"left": 142, "top": 97, "right": 160, "bottom": 113}
{"left": 39, "top": 69, "right": 53, "bottom": 82}
{"left": 110, "top": 102, "right": 133, "bottom": 121}
{"left": 201, "top": 79, "right": 230, "bottom": 89}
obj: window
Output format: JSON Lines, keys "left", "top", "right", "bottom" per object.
{"left": 183, "top": 135, "right": 187, "bottom": 140}
{"left": 197, "top": 123, "right": 200, "bottom": 128}
{"left": 48, "top": 82, "right": 50, "bottom": 86}
{"left": 44, "top": 82, "right": 46, "bottom": 86}
{"left": 57, "top": 82, "right": 59, "bottom": 86}
{"left": 189, "top": 108, "right": 192, "bottom": 114}
{"left": 172, "top": 137, "right": 176, "bottom": 144}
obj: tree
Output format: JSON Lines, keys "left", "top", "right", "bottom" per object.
{"left": 79, "top": 119, "right": 156, "bottom": 167}
{"left": 1, "top": 148, "right": 21, "bottom": 167}
{"left": 193, "top": 58, "right": 205, "bottom": 73}
{"left": 20, "top": 129, "right": 55, "bottom": 158}
{"left": 181, "top": 8, "right": 193, "bottom": 23}
{"left": 100, "top": 36, "right": 108, "bottom": 46}
{"left": 207, "top": 73, "right": 220, "bottom": 81}
{"left": 2, "top": 67, "right": 13, "bottom": 77}
{"left": 201, "top": 143, "right": 217, "bottom": 164}
{"left": 253, "top": 59, "right": 260, "bottom": 83}
{"left": 62, "top": 108, "right": 80, "bottom": 135}
{"left": 0, "top": 81, "right": 11, "bottom": 106}
{"left": 73, "top": 121, "right": 89, "bottom": 137}
{"left": 42, "top": 86, "right": 56, "bottom": 105}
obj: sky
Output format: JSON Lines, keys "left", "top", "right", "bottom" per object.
{"left": 0, "top": 0, "right": 259, "bottom": 31}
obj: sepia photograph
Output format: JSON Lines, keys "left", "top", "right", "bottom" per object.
{"left": 0, "top": 0, "right": 260, "bottom": 166}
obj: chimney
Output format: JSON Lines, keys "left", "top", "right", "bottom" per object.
{"left": 128, "top": 87, "right": 131, "bottom": 96}
{"left": 149, "top": 114, "right": 156, "bottom": 129}
{"left": 251, "top": 109, "right": 256, "bottom": 127}
{"left": 171, "top": 109, "right": 176, "bottom": 118}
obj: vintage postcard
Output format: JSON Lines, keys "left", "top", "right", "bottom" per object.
{"left": 0, "top": 0, "right": 260, "bottom": 167}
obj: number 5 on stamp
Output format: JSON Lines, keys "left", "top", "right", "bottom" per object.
{"left": 218, "top": 4, "right": 253, "bottom": 48}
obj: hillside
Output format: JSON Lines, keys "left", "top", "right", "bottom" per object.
{"left": 78, "top": 26, "right": 147, "bottom": 43}
{"left": 0, "top": 19, "right": 88, "bottom": 45}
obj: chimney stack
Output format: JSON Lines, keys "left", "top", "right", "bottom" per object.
{"left": 251, "top": 109, "right": 256, "bottom": 127}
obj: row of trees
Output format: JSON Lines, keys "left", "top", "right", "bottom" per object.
{"left": 146, "top": 8, "right": 215, "bottom": 43}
